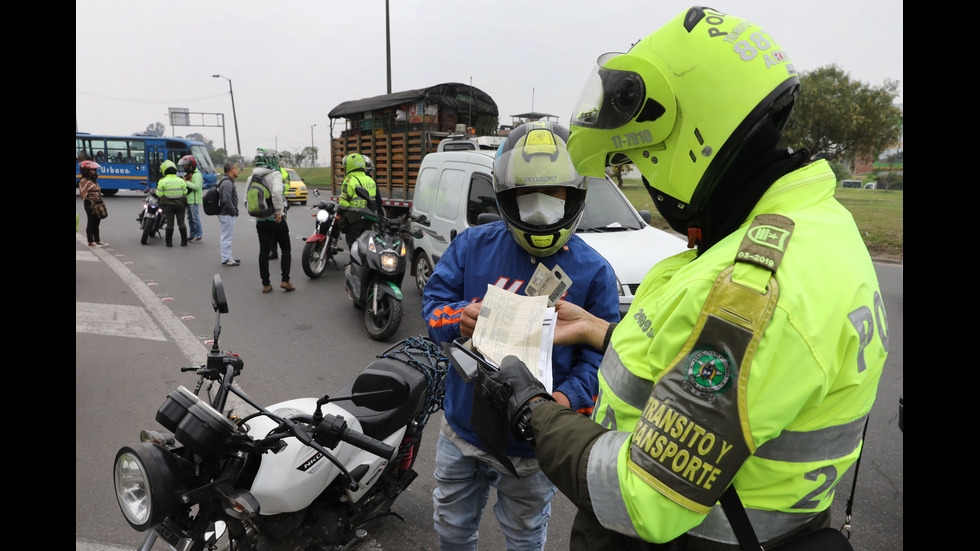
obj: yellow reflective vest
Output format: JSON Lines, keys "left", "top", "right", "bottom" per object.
{"left": 338, "top": 171, "right": 377, "bottom": 209}
{"left": 543, "top": 160, "right": 888, "bottom": 545}
{"left": 156, "top": 173, "right": 188, "bottom": 199}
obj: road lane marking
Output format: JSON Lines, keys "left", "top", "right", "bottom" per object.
{"left": 76, "top": 301, "right": 167, "bottom": 341}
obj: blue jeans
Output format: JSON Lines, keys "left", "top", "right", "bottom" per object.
{"left": 218, "top": 214, "right": 236, "bottom": 261}
{"left": 187, "top": 203, "right": 202, "bottom": 239}
{"left": 432, "top": 432, "right": 555, "bottom": 550}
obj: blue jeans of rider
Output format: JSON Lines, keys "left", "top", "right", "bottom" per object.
{"left": 219, "top": 214, "right": 236, "bottom": 262}
{"left": 187, "top": 203, "right": 202, "bottom": 239}
{"left": 432, "top": 432, "right": 555, "bottom": 551}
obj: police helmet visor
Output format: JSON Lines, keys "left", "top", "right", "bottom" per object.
{"left": 571, "top": 53, "right": 646, "bottom": 131}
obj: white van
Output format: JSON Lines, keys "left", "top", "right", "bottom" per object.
{"left": 410, "top": 151, "right": 688, "bottom": 316}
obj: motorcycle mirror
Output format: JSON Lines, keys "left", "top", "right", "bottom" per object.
{"left": 211, "top": 275, "right": 229, "bottom": 314}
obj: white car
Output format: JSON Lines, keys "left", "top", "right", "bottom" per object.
{"left": 573, "top": 178, "right": 688, "bottom": 316}
{"left": 410, "top": 151, "right": 688, "bottom": 317}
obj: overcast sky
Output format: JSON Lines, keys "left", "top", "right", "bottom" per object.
{"left": 75, "top": 0, "right": 903, "bottom": 163}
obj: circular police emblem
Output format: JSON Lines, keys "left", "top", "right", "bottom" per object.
{"left": 684, "top": 348, "right": 734, "bottom": 400}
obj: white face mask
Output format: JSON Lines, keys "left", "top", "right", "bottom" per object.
{"left": 516, "top": 192, "right": 565, "bottom": 225}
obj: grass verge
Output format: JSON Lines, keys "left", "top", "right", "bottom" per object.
{"left": 250, "top": 168, "right": 903, "bottom": 263}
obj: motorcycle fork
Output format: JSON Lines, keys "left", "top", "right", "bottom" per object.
{"left": 136, "top": 530, "right": 158, "bottom": 551}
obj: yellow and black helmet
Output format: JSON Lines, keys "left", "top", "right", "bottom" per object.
{"left": 493, "top": 121, "right": 588, "bottom": 257}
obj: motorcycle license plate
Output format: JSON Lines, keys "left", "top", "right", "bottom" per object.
{"left": 152, "top": 520, "right": 187, "bottom": 549}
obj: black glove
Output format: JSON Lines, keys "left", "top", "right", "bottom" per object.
{"left": 477, "top": 355, "right": 554, "bottom": 443}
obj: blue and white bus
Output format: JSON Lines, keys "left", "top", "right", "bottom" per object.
{"left": 75, "top": 133, "right": 217, "bottom": 195}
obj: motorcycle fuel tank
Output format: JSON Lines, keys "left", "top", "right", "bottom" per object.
{"left": 245, "top": 397, "right": 405, "bottom": 514}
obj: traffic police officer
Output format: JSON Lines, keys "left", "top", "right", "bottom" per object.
{"left": 479, "top": 7, "right": 888, "bottom": 550}
{"left": 337, "top": 152, "right": 379, "bottom": 249}
{"left": 156, "top": 159, "right": 189, "bottom": 246}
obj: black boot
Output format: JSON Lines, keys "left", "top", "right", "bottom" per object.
{"left": 180, "top": 228, "right": 188, "bottom": 246}
{"left": 166, "top": 229, "right": 174, "bottom": 247}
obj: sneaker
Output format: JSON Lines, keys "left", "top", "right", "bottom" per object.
{"left": 88, "top": 242, "right": 100, "bottom": 247}
{"left": 262, "top": 285, "right": 273, "bottom": 293}
{"left": 280, "top": 281, "right": 296, "bottom": 292}
{"left": 96, "top": 242, "right": 109, "bottom": 247}
{"left": 190, "top": 237, "right": 203, "bottom": 243}
{"left": 222, "top": 259, "right": 241, "bottom": 266}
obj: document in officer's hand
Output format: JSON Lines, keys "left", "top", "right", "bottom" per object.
{"left": 472, "top": 284, "right": 557, "bottom": 394}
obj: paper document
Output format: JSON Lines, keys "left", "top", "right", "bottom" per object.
{"left": 472, "top": 284, "right": 557, "bottom": 393}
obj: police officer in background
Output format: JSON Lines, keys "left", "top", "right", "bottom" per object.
{"left": 156, "top": 159, "right": 189, "bottom": 247}
{"left": 479, "top": 7, "right": 887, "bottom": 550}
{"left": 337, "top": 152, "right": 379, "bottom": 249}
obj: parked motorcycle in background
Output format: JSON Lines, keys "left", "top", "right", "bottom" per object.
{"left": 137, "top": 190, "right": 165, "bottom": 245}
{"left": 301, "top": 188, "right": 343, "bottom": 279}
{"left": 344, "top": 188, "right": 425, "bottom": 341}
{"left": 112, "top": 274, "right": 448, "bottom": 551}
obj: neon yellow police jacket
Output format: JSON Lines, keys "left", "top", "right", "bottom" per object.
{"left": 532, "top": 160, "right": 887, "bottom": 545}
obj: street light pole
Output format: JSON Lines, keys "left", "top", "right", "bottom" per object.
{"left": 311, "top": 124, "right": 317, "bottom": 168}
{"left": 386, "top": 0, "right": 392, "bottom": 94}
{"left": 212, "top": 74, "right": 241, "bottom": 159}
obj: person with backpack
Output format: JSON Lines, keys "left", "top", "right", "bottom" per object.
{"left": 156, "top": 160, "right": 189, "bottom": 247}
{"left": 216, "top": 162, "right": 240, "bottom": 266}
{"left": 247, "top": 147, "right": 294, "bottom": 292}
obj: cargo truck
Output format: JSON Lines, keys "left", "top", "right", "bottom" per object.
{"left": 328, "top": 82, "right": 501, "bottom": 218}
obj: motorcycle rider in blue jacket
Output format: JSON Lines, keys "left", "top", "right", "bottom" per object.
{"left": 421, "top": 121, "right": 620, "bottom": 550}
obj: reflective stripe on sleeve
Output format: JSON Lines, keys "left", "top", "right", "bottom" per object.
{"left": 754, "top": 415, "right": 868, "bottom": 463}
{"left": 586, "top": 431, "right": 641, "bottom": 539}
{"left": 597, "top": 347, "right": 654, "bottom": 412}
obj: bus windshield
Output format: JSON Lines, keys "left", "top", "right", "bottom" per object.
{"left": 190, "top": 144, "right": 216, "bottom": 174}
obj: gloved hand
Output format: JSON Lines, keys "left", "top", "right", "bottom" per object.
{"left": 477, "top": 355, "right": 553, "bottom": 442}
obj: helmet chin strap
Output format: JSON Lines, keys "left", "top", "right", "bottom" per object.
{"left": 686, "top": 227, "right": 702, "bottom": 249}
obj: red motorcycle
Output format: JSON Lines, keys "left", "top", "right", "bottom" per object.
{"left": 301, "top": 188, "right": 343, "bottom": 278}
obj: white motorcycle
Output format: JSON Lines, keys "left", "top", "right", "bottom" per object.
{"left": 112, "top": 274, "right": 448, "bottom": 551}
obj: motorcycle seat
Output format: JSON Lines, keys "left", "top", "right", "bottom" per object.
{"left": 330, "top": 357, "right": 428, "bottom": 441}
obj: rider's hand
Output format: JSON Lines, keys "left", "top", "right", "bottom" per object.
{"left": 460, "top": 302, "right": 481, "bottom": 338}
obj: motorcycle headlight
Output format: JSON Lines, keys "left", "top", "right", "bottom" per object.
{"left": 316, "top": 210, "right": 329, "bottom": 223}
{"left": 113, "top": 443, "right": 184, "bottom": 531}
{"left": 380, "top": 251, "right": 399, "bottom": 273}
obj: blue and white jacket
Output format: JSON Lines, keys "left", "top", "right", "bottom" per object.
{"left": 422, "top": 221, "right": 620, "bottom": 458}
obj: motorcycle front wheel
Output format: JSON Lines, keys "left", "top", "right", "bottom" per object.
{"left": 365, "top": 290, "right": 403, "bottom": 341}
{"left": 140, "top": 218, "right": 154, "bottom": 245}
{"left": 301, "top": 239, "right": 328, "bottom": 279}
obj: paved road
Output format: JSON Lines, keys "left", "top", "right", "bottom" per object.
{"left": 76, "top": 192, "right": 902, "bottom": 550}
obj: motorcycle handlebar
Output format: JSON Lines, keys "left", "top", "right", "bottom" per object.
{"left": 340, "top": 426, "right": 395, "bottom": 459}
